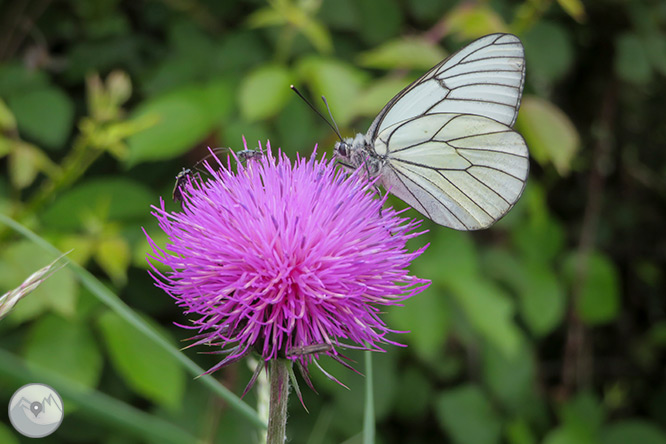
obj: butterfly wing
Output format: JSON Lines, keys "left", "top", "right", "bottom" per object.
{"left": 375, "top": 113, "right": 529, "bottom": 230}
{"left": 367, "top": 33, "right": 525, "bottom": 139}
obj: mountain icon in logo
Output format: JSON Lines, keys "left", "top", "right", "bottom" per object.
{"left": 8, "top": 383, "right": 64, "bottom": 438}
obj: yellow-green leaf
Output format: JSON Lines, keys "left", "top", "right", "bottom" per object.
{"left": 357, "top": 37, "right": 447, "bottom": 70}
{"left": 239, "top": 64, "right": 292, "bottom": 121}
{"left": 516, "top": 96, "right": 580, "bottom": 176}
{"left": 445, "top": 4, "right": 509, "bottom": 39}
{"left": 0, "top": 98, "right": 16, "bottom": 131}
{"left": 352, "top": 77, "right": 409, "bottom": 119}
{"left": 556, "top": 0, "right": 587, "bottom": 23}
{"left": 95, "top": 236, "right": 131, "bottom": 286}
{"left": 296, "top": 57, "right": 368, "bottom": 127}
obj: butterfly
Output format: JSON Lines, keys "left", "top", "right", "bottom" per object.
{"left": 333, "top": 33, "right": 529, "bottom": 231}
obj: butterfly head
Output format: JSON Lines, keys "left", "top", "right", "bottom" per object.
{"left": 334, "top": 133, "right": 384, "bottom": 176}
{"left": 334, "top": 133, "right": 366, "bottom": 166}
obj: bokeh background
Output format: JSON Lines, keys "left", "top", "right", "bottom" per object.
{"left": 1, "top": 0, "right": 666, "bottom": 443}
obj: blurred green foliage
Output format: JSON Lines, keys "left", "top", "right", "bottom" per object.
{"left": 1, "top": 0, "right": 665, "bottom": 443}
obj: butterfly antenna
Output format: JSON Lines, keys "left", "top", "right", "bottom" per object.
{"left": 320, "top": 96, "right": 343, "bottom": 142}
{"left": 290, "top": 85, "right": 344, "bottom": 141}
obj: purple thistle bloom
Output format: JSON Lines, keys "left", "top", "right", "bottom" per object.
{"left": 145, "top": 141, "right": 430, "bottom": 381}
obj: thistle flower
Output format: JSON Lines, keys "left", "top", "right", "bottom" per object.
{"left": 145, "top": 141, "right": 429, "bottom": 386}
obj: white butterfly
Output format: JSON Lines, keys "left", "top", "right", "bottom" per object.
{"left": 334, "top": 33, "right": 529, "bottom": 230}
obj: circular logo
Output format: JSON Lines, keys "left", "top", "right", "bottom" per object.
{"left": 8, "top": 383, "right": 64, "bottom": 438}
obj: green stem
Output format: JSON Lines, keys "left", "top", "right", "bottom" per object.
{"left": 23, "top": 136, "right": 102, "bottom": 217}
{"left": 267, "top": 359, "right": 290, "bottom": 444}
{"left": 0, "top": 135, "right": 103, "bottom": 241}
{"left": 363, "top": 350, "right": 375, "bottom": 444}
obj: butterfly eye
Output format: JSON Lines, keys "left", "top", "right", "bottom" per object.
{"left": 335, "top": 142, "right": 348, "bottom": 158}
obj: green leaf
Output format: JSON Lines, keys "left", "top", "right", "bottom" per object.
{"left": 517, "top": 261, "right": 566, "bottom": 336}
{"left": 355, "top": 0, "right": 402, "bottom": 45}
{"left": 564, "top": 252, "right": 620, "bottom": 325}
{"left": 644, "top": 34, "right": 666, "bottom": 76}
{"left": 506, "top": 418, "right": 538, "bottom": 444}
{"left": 23, "top": 314, "right": 103, "bottom": 389}
{"left": 97, "top": 310, "right": 186, "bottom": 409}
{"left": 133, "top": 229, "right": 171, "bottom": 270}
{"left": 296, "top": 57, "right": 368, "bottom": 127}
{"left": 239, "top": 64, "right": 292, "bottom": 121}
{"left": 223, "top": 119, "right": 272, "bottom": 151}
{"left": 8, "top": 86, "right": 74, "bottom": 150}
{"left": 0, "top": 242, "right": 77, "bottom": 322}
{"left": 449, "top": 278, "right": 522, "bottom": 356}
{"left": 561, "top": 391, "right": 605, "bottom": 435}
{"left": 246, "top": 7, "right": 285, "bottom": 28}
{"left": 319, "top": 0, "right": 359, "bottom": 31}
{"left": 352, "top": 77, "right": 409, "bottom": 119}
{"left": 445, "top": 4, "right": 509, "bottom": 39}
{"left": 418, "top": 230, "right": 479, "bottom": 285}
{"left": 556, "top": 0, "right": 587, "bottom": 22}
{"left": 95, "top": 236, "right": 131, "bottom": 286}
{"left": 406, "top": 0, "right": 449, "bottom": 25}
{"left": 435, "top": 384, "right": 502, "bottom": 444}
{"left": 543, "top": 427, "right": 598, "bottom": 444}
{"left": 488, "top": 246, "right": 566, "bottom": 337}
{"left": 8, "top": 141, "right": 42, "bottom": 189}
{"left": 0, "top": 62, "right": 49, "bottom": 97}
{"left": 0, "top": 420, "right": 20, "bottom": 444}
{"left": 615, "top": 33, "right": 652, "bottom": 84}
{"left": 0, "top": 98, "right": 17, "bottom": 131}
{"left": 357, "top": 37, "right": 447, "bottom": 70}
{"left": 523, "top": 22, "right": 575, "bottom": 85}
{"left": 201, "top": 77, "right": 237, "bottom": 123}
{"left": 512, "top": 183, "right": 566, "bottom": 263}
{"left": 387, "top": 287, "right": 449, "bottom": 359}
{"left": 483, "top": 341, "right": 537, "bottom": 413}
{"left": 602, "top": 421, "right": 666, "bottom": 444}
{"left": 216, "top": 31, "right": 269, "bottom": 72}
{"left": 41, "top": 177, "right": 154, "bottom": 230}
{"left": 548, "top": 391, "right": 605, "bottom": 444}
{"left": 275, "top": 96, "right": 318, "bottom": 153}
{"left": 301, "top": 19, "right": 333, "bottom": 54}
{"left": 516, "top": 96, "right": 580, "bottom": 176}
{"left": 126, "top": 84, "right": 219, "bottom": 166}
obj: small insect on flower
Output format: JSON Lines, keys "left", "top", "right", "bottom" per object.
{"left": 172, "top": 147, "right": 265, "bottom": 206}
{"left": 237, "top": 147, "right": 264, "bottom": 162}
{"left": 172, "top": 168, "right": 195, "bottom": 204}
{"left": 145, "top": 140, "right": 430, "bottom": 391}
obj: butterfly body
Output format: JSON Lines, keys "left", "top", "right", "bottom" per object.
{"left": 333, "top": 33, "right": 529, "bottom": 231}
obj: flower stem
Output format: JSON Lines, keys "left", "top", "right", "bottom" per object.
{"left": 266, "top": 359, "right": 290, "bottom": 444}
{"left": 363, "top": 350, "right": 375, "bottom": 444}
